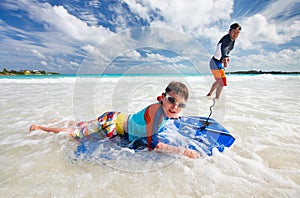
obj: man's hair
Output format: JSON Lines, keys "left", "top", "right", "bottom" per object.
{"left": 165, "top": 81, "right": 189, "bottom": 101}
{"left": 230, "top": 23, "right": 241, "bottom": 30}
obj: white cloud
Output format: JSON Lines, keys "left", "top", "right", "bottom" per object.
{"left": 261, "top": 0, "right": 300, "bottom": 21}
{"left": 70, "top": 61, "right": 80, "bottom": 66}
{"left": 40, "top": 61, "right": 47, "bottom": 66}
{"left": 31, "top": 49, "right": 45, "bottom": 59}
{"left": 126, "top": 0, "right": 300, "bottom": 64}
{"left": 124, "top": 50, "right": 141, "bottom": 59}
{"left": 123, "top": 0, "right": 151, "bottom": 22}
{"left": 24, "top": 2, "right": 114, "bottom": 44}
{"left": 240, "top": 13, "right": 299, "bottom": 50}
{"left": 145, "top": 52, "right": 184, "bottom": 63}
{"left": 238, "top": 0, "right": 300, "bottom": 50}
{"left": 81, "top": 45, "right": 95, "bottom": 53}
{"left": 0, "top": 0, "right": 118, "bottom": 73}
{"left": 233, "top": 48, "right": 300, "bottom": 71}
{"left": 126, "top": 0, "right": 234, "bottom": 33}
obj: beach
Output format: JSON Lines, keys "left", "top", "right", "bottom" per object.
{"left": 0, "top": 74, "right": 300, "bottom": 197}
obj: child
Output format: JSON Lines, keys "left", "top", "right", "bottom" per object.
{"left": 30, "top": 81, "right": 200, "bottom": 159}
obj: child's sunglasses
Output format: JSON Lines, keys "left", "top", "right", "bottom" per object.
{"left": 165, "top": 93, "right": 186, "bottom": 108}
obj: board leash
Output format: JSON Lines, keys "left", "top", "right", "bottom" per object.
{"left": 201, "top": 98, "right": 216, "bottom": 130}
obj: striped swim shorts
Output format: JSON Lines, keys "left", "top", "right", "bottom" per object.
{"left": 71, "top": 111, "right": 127, "bottom": 139}
{"left": 210, "top": 58, "right": 227, "bottom": 86}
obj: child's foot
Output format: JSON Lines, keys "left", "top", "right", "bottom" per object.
{"left": 29, "top": 124, "right": 39, "bottom": 132}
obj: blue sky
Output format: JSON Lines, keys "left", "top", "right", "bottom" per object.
{"left": 0, "top": 0, "right": 299, "bottom": 74}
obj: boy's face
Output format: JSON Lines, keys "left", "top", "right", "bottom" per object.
{"left": 162, "top": 91, "right": 186, "bottom": 118}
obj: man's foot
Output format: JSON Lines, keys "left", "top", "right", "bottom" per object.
{"left": 206, "top": 93, "right": 212, "bottom": 100}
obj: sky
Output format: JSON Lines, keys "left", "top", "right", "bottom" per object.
{"left": 0, "top": 0, "right": 299, "bottom": 74}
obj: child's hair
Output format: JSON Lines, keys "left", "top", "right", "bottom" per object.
{"left": 165, "top": 81, "right": 189, "bottom": 101}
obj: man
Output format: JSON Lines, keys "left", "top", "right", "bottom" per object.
{"left": 207, "top": 23, "right": 241, "bottom": 99}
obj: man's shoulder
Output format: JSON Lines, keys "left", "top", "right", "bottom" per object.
{"left": 220, "top": 34, "right": 231, "bottom": 42}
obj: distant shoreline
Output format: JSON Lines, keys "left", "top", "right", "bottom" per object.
{"left": 1, "top": 69, "right": 299, "bottom": 76}
{"left": 0, "top": 68, "right": 59, "bottom": 76}
{"left": 226, "top": 70, "right": 300, "bottom": 75}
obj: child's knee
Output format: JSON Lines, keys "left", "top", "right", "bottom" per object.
{"left": 98, "top": 111, "right": 119, "bottom": 138}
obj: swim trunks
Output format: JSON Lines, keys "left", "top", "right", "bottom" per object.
{"left": 71, "top": 112, "right": 127, "bottom": 139}
{"left": 210, "top": 58, "right": 227, "bottom": 86}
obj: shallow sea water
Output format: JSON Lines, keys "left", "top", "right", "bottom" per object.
{"left": 0, "top": 75, "right": 299, "bottom": 197}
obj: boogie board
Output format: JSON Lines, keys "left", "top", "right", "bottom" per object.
{"left": 163, "top": 116, "right": 235, "bottom": 156}
{"left": 74, "top": 116, "right": 235, "bottom": 159}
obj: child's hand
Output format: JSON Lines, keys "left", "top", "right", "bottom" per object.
{"left": 183, "top": 149, "right": 200, "bottom": 159}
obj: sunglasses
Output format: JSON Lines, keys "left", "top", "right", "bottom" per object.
{"left": 165, "top": 93, "right": 186, "bottom": 108}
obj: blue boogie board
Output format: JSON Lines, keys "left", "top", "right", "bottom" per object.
{"left": 74, "top": 116, "right": 235, "bottom": 159}
{"left": 160, "top": 116, "right": 235, "bottom": 156}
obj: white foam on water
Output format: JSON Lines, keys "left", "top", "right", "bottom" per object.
{"left": 0, "top": 75, "right": 299, "bottom": 197}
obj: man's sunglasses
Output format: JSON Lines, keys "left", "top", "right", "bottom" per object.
{"left": 165, "top": 93, "right": 186, "bottom": 108}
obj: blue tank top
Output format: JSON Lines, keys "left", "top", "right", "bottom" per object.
{"left": 127, "top": 103, "right": 168, "bottom": 149}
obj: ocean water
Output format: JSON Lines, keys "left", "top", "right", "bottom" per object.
{"left": 0, "top": 74, "right": 299, "bottom": 197}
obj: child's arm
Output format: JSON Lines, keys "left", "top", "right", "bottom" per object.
{"left": 155, "top": 142, "right": 200, "bottom": 159}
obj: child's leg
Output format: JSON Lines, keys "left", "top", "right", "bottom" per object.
{"left": 71, "top": 112, "right": 119, "bottom": 139}
{"left": 70, "top": 119, "right": 102, "bottom": 139}
{"left": 75, "top": 119, "right": 98, "bottom": 127}
{"left": 29, "top": 124, "right": 73, "bottom": 133}
{"left": 67, "top": 119, "right": 95, "bottom": 127}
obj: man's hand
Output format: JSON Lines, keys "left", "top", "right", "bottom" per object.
{"left": 222, "top": 57, "right": 230, "bottom": 68}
